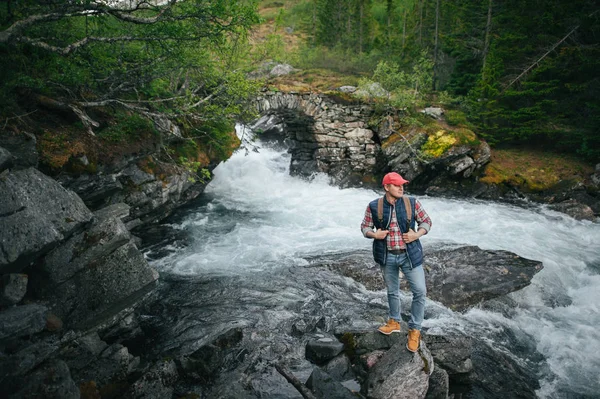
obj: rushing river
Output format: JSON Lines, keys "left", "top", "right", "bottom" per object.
{"left": 146, "top": 134, "right": 600, "bottom": 398}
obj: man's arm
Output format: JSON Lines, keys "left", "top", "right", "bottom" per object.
{"left": 361, "top": 205, "right": 389, "bottom": 239}
{"left": 402, "top": 199, "right": 431, "bottom": 243}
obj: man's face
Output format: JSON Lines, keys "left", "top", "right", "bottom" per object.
{"left": 385, "top": 183, "right": 404, "bottom": 198}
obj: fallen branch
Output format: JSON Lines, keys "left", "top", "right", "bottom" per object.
{"left": 503, "top": 10, "right": 599, "bottom": 91}
{"left": 274, "top": 363, "right": 316, "bottom": 399}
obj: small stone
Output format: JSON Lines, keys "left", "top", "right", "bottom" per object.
{"left": 1, "top": 273, "right": 28, "bottom": 306}
{"left": 46, "top": 313, "right": 63, "bottom": 332}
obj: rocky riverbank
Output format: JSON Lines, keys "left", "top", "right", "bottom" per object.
{"left": 0, "top": 89, "right": 596, "bottom": 398}
{"left": 0, "top": 152, "right": 545, "bottom": 397}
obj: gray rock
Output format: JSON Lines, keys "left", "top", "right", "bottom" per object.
{"left": 315, "top": 245, "right": 542, "bottom": 312}
{"left": 447, "top": 155, "right": 475, "bottom": 177}
{"left": 0, "top": 273, "right": 28, "bottom": 306}
{"left": 0, "top": 303, "right": 47, "bottom": 339}
{"left": 337, "top": 329, "right": 408, "bottom": 355}
{"left": 59, "top": 172, "right": 123, "bottom": 210}
{"left": 338, "top": 86, "right": 357, "bottom": 93}
{"left": 548, "top": 199, "right": 595, "bottom": 221}
{"left": 421, "top": 107, "right": 444, "bottom": 119}
{"left": 355, "top": 82, "right": 388, "bottom": 99}
{"left": 270, "top": 63, "right": 295, "bottom": 77}
{"left": 94, "top": 202, "right": 131, "bottom": 221}
{"left": 39, "top": 241, "right": 158, "bottom": 329}
{"left": 177, "top": 327, "right": 244, "bottom": 382}
{"left": 305, "top": 367, "right": 359, "bottom": 399}
{"left": 306, "top": 337, "right": 345, "bottom": 365}
{"left": 0, "top": 131, "right": 38, "bottom": 169}
{"left": 322, "top": 353, "right": 355, "bottom": 382}
{"left": 366, "top": 340, "right": 433, "bottom": 399}
{"left": 422, "top": 333, "right": 473, "bottom": 375}
{"left": 466, "top": 339, "right": 539, "bottom": 398}
{"left": 59, "top": 332, "right": 109, "bottom": 371}
{"left": 425, "top": 365, "right": 449, "bottom": 399}
{"left": 0, "top": 145, "right": 14, "bottom": 172}
{"left": 40, "top": 215, "right": 131, "bottom": 285}
{"left": 127, "top": 359, "right": 178, "bottom": 399}
{"left": 421, "top": 245, "right": 544, "bottom": 311}
{"left": 0, "top": 168, "right": 93, "bottom": 273}
{"left": 70, "top": 342, "right": 138, "bottom": 388}
{"left": 122, "top": 163, "right": 156, "bottom": 186}
{"left": 10, "top": 360, "right": 79, "bottom": 399}
{"left": 0, "top": 338, "right": 58, "bottom": 382}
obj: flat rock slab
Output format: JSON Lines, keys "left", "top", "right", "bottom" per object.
{"left": 0, "top": 168, "right": 93, "bottom": 272}
{"left": 312, "top": 244, "right": 543, "bottom": 311}
{"left": 423, "top": 245, "right": 543, "bottom": 311}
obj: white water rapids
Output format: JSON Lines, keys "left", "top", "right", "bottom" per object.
{"left": 151, "top": 135, "right": 600, "bottom": 398}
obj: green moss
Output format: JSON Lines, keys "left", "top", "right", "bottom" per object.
{"left": 340, "top": 332, "right": 357, "bottom": 358}
{"left": 421, "top": 130, "right": 457, "bottom": 158}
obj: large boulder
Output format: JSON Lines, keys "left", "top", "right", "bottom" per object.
{"left": 0, "top": 131, "right": 38, "bottom": 169}
{"left": 422, "top": 245, "right": 543, "bottom": 311}
{"left": 0, "top": 168, "right": 93, "bottom": 273}
{"left": 315, "top": 245, "right": 543, "bottom": 312}
{"left": 32, "top": 240, "right": 158, "bottom": 330}
{"left": 365, "top": 340, "right": 433, "bottom": 399}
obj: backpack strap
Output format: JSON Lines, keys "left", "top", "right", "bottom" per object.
{"left": 377, "top": 197, "right": 384, "bottom": 225}
{"left": 402, "top": 195, "right": 412, "bottom": 231}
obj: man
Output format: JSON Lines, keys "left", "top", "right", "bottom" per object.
{"left": 361, "top": 172, "right": 432, "bottom": 352}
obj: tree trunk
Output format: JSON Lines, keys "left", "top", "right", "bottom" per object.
{"left": 387, "top": 0, "right": 393, "bottom": 51}
{"left": 312, "top": 1, "right": 317, "bottom": 46}
{"left": 481, "top": 0, "right": 493, "bottom": 81}
{"left": 402, "top": 9, "right": 407, "bottom": 51}
{"left": 433, "top": 0, "right": 440, "bottom": 90}
{"left": 419, "top": 0, "right": 424, "bottom": 45}
{"left": 359, "top": 0, "right": 364, "bottom": 53}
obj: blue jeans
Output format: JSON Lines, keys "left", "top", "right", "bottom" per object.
{"left": 381, "top": 252, "right": 427, "bottom": 331}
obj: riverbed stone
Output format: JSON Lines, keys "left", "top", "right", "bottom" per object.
{"left": 425, "top": 365, "right": 450, "bottom": 399}
{"left": 548, "top": 199, "right": 595, "bottom": 221}
{"left": 305, "top": 337, "right": 345, "bottom": 365}
{"left": 306, "top": 367, "right": 358, "bottom": 399}
{"left": 9, "top": 359, "right": 79, "bottom": 399}
{"left": 39, "top": 215, "right": 131, "bottom": 285}
{"left": 0, "top": 131, "right": 38, "bottom": 169}
{"left": 0, "top": 273, "right": 28, "bottom": 306}
{"left": 0, "top": 146, "right": 13, "bottom": 171}
{"left": 423, "top": 333, "right": 473, "bottom": 376}
{"left": 0, "top": 168, "right": 93, "bottom": 273}
{"left": 0, "top": 303, "right": 48, "bottom": 339}
{"left": 422, "top": 245, "right": 544, "bottom": 311}
{"left": 94, "top": 202, "right": 131, "bottom": 221}
{"left": 127, "top": 359, "right": 178, "bottom": 399}
{"left": 366, "top": 340, "right": 433, "bottom": 399}
{"left": 39, "top": 241, "right": 158, "bottom": 329}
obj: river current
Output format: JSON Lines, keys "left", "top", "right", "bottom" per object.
{"left": 146, "top": 136, "right": 600, "bottom": 398}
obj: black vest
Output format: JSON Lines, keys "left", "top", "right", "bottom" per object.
{"left": 368, "top": 196, "right": 424, "bottom": 267}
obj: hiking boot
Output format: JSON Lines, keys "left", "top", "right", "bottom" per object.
{"left": 377, "top": 319, "right": 401, "bottom": 335}
{"left": 407, "top": 329, "right": 421, "bottom": 352}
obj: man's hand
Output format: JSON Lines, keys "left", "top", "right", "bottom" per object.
{"left": 402, "top": 228, "right": 422, "bottom": 243}
{"left": 372, "top": 230, "right": 389, "bottom": 240}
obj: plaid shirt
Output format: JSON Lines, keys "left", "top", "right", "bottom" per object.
{"left": 361, "top": 198, "right": 432, "bottom": 250}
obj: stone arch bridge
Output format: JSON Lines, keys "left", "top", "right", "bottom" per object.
{"left": 251, "top": 91, "right": 381, "bottom": 187}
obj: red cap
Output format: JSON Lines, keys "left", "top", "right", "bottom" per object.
{"left": 382, "top": 172, "right": 409, "bottom": 186}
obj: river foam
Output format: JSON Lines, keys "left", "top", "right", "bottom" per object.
{"left": 152, "top": 139, "right": 600, "bottom": 398}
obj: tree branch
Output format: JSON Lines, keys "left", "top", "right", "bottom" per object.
{"left": 503, "top": 10, "right": 600, "bottom": 91}
{"left": 274, "top": 364, "right": 317, "bottom": 399}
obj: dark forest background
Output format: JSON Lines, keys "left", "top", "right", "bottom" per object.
{"left": 1, "top": 0, "right": 599, "bottom": 168}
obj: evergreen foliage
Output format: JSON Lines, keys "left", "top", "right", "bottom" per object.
{"left": 282, "top": 0, "right": 600, "bottom": 162}
{"left": 0, "top": 0, "right": 261, "bottom": 165}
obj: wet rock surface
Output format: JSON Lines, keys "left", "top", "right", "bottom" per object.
{"left": 311, "top": 245, "right": 543, "bottom": 312}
